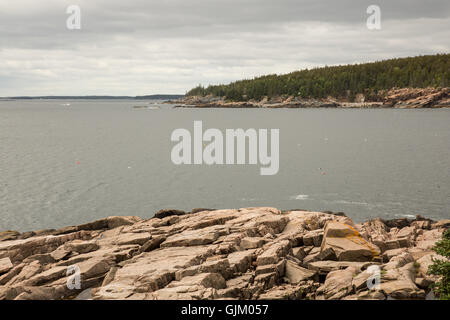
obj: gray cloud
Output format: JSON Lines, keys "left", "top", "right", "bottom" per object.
{"left": 0, "top": 0, "right": 449, "bottom": 95}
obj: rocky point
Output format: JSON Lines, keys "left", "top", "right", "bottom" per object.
{"left": 171, "top": 87, "right": 449, "bottom": 109}
{"left": 0, "top": 208, "right": 448, "bottom": 300}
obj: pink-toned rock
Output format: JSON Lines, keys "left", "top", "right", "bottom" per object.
{"left": 382, "top": 248, "right": 408, "bottom": 262}
{"left": 50, "top": 246, "right": 71, "bottom": 261}
{"left": 416, "top": 253, "right": 447, "bottom": 277}
{"left": 256, "top": 240, "right": 291, "bottom": 266}
{"left": 161, "top": 226, "right": 228, "bottom": 248}
{"left": 320, "top": 222, "right": 381, "bottom": 262}
{"left": 302, "top": 230, "right": 323, "bottom": 247}
{"left": 307, "top": 260, "right": 373, "bottom": 274}
{"left": 227, "top": 249, "right": 255, "bottom": 273}
{"left": 5, "top": 260, "right": 42, "bottom": 286}
{"left": 285, "top": 260, "right": 317, "bottom": 283}
{"left": 0, "top": 207, "right": 444, "bottom": 301}
{"left": 240, "top": 237, "right": 265, "bottom": 249}
{"left": 381, "top": 280, "right": 424, "bottom": 299}
{"left": 431, "top": 219, "right": 450, "bottom": 229}
{"left": 317, "top": 267, "right": 357, "bottom": 299}
{"left": 92, "top": 245, "right": 216, "bottom": 299}
{"left": 384, "top": 252, "right": 414, "bottom": 270}
{"left": 291, "top": 247, "right": 307, "bottom": 260}
{"left": 0, "top": 258, "right": 13, "bottom": 274}
{"left": 415, "top": 229, "right": 443, "bottom": 250}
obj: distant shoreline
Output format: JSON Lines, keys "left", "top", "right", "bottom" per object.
{"left": 0, "top": 94, "right": 185, "bottom": 101}
{"left": 171, "top": 87, "right": 449, "bottom": 109}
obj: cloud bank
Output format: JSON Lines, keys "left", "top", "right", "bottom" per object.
{"left": 0, "top": 0, "right": 449, "bottom": 96}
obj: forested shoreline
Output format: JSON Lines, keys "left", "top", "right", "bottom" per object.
{"left": 186, "top": 54, "right": 449, "bottom": 102}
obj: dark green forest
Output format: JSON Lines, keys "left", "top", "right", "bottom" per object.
{"left": 186, "top": 54, "right": 449, "bottom": 101}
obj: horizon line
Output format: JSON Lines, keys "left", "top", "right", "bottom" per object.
{"left": 0, "top": 94, "right": 185, "bottom": 100}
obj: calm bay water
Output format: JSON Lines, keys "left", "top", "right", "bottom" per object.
{"left": 0, "top": 99, "right": 449, "bottom": 231}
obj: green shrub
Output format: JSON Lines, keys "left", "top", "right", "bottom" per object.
{"left": 428, "top": 229, "right": 450, "bottom": 300}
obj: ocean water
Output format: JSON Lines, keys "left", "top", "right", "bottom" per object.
{"left": 0, "top": 99, "right": 449, "bottom": 231}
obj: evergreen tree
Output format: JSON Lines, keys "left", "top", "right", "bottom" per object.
{"left": 186, "top": 54, "right": 450, "bottom": 101}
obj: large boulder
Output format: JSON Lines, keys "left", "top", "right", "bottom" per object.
{"left": 415, "top": 229, "right": 443, "bottom": 250}
{"left": 64, "top": 216, "right": 142, "bottom": 232}
{"left": 154, "top": 209, "right": 187, "bottom": 219}
{"left": 416, "top": 253, "right": 447, "bottom": 277}
{"left": 257, "top": 282, "right": 317, "bottom": 300}
{"left": 175, "top": 258, "right": 232, "bottom": 281}
{"left": 316, "top": 266, "right": 357, "bottom": 299}
{"left": 284, "top": 260, "right": 318, "bottom": 283}
{"left": 320, "top": 222, "right": 381, "bottom": 262}
{"left": 357, "top": 218, "right": 389, "bottom": 251}
{"left": 160, "top": 225, "right": 228, "bottom": 248}
{"left": 256, "top": 240, "right": 291, "bottom": 266}
{"left": 381, "top": 280, "right": 425, "bottom": 299}
{"left": 240, "top": 237, "right": 265, "bottom": 249}
{"left": 352, "top": 269, "right": 374, "bottom": 291}
{"left": 0, "top": 231, "right": 20, "bottom": 242}
{"left": 383, "top": 252, "right": 414, "bottom": 270}
{"left": 306, "top": 260, "right": 373, "bottom": 275}
{"left": 227, "top": 250, "right": 255, "bottom": 273}
{"left": 382, "top": 248, "right": 408, "bottom": 262}
{"left": 92, "top": 245, "right": 216, "bottom": 299}
{"left": 302, "top": 230, "right": 323, "bottom": 247}
{"left": 147, "top": 273, "right": 224, "bottom": 300}
{"left": 0, "top": 257, "right": 13, "bottom": 274}
{"left": 168, "top": 272, "right": 226, "bottom": 290}
{"left": 431, "top": 219, "right": 450, "bottom": 229}
{"left": 217, "top": 274, "right": 254, "bottom": 299}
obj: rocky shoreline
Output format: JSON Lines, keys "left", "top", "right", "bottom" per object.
{"left": 0, "top": 208, "right": 448, "bottom": 300}
{"left": 170, "top": 87, "right": 449, "bottom": 109}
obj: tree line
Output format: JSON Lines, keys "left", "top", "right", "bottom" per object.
{"left": 186, "top": 54, "right": 449, "bottom": 101}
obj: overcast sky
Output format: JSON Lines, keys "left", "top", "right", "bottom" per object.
{"left": 0, "top": 0, "right": 449, "bottom": 96}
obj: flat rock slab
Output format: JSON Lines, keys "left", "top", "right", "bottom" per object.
{"left": 0, "top": 258, "right": 13, "bottom": 274}
{"left": 321, "top": 222, "right": 381, "bottom": 262}
{"left": 317, "top": 266, "right": 357, "bottom": 299}
{"left": 285, "top": 260, "right": 317, "bottom": 283}
{"left": 307, "top": 260, "right": 374, "bottom": 274}
{"left": 381, "top": 280, "right": 424, "bottom": 299}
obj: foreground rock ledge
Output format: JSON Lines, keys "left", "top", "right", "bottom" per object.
{"left": 0, "top": 208, "right": 448, "bottom": 300}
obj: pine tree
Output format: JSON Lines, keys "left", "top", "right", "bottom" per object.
{"left": 186, "top": 54, "right": 450, "bottom": 101}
